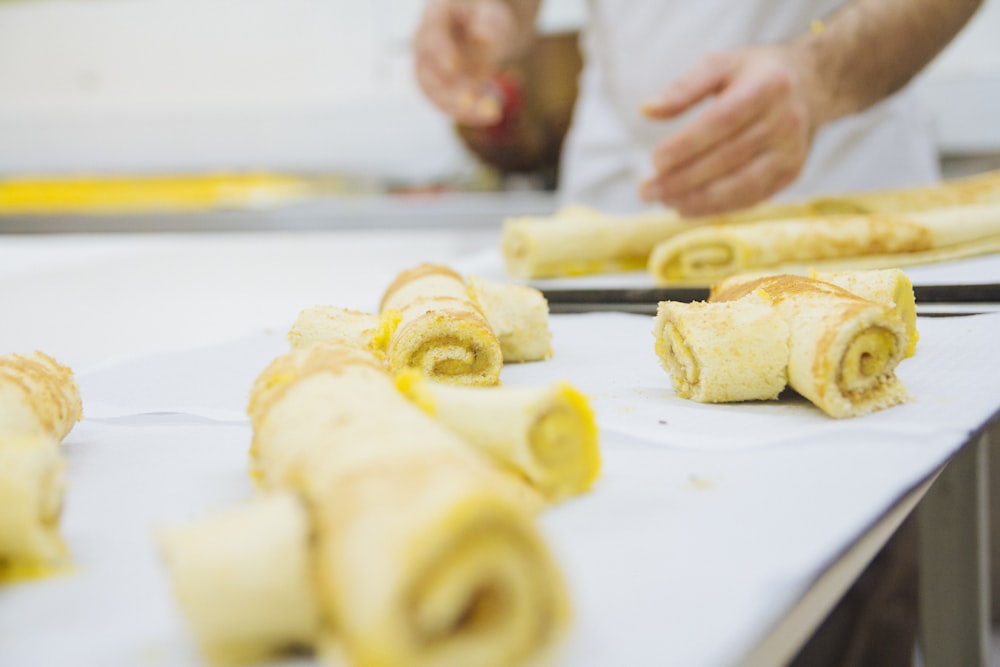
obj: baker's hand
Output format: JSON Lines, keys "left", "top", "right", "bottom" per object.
{"left": 413, "top": 0, "right": 518, "bottom": 126}
{"left": 639, "top": 46, "right": 820, "bottom": 216}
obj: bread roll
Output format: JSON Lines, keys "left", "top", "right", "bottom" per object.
{"left": 648, "top": 203, "right": 1000, "bottom": 285}
{"left": 308, "top": 447, "right": 568, "bottom": 667}
{"left": 160, "top": 492, "right": 321, "bottom": 665}
{"left": 499, "top": 170, "right": 1000, "bottom": 281}
{"left": 246, "top": 342, "right": 568, "bottom": 667}
{"left": 380, "top": 265, "right": 503, "bottom": 386}
{"left": 466, "top": 276, "right": 552, "bottom": 363}
{"left": 246, "top": 344, "right": 387, "bottom": 487}
{"left": 0, "top": 351, "right": 82, "bottom": 441}
{"left": 652, "top": 294, "right": 790, "bottom": 403}
{"left": 288, "top": 306, "right": 381, "bottom": 351}
{"left": 703, "top": 168, "right": 1000, "bottom": 221}
{"left": 713, "top": 269, "right": 919, "bottom": 358}
{"left": 711, "top": 275, "right": 909, "bottom": 418}
{"left": 501, "top": 205, "right": 685, "bottom": 279}
{"left": 0, "top": 434, "right": 67, "bottom": 580}
{"left": 396, "top": 371, "right": 600, "bottom": 501}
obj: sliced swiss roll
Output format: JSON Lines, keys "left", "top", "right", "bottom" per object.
{"left": 247, "top": 342, "right": 543, "bottom": 511}
{"left": 711, "top": 275, "right": 909, "bottom": 418}
{"left": 0, "top": 351, "right": 82, "bottom": 441}
{"left": 160, "top": 492, "right": 322, "bottom": 665}
{"left": 246, "top": 343, "right": 388, "bottom": 488}
{"left": 287, "top": 306, "right": 382, "bottom": 352}
{"left": 466, "top": 276, "right": 552, "bottom": 363}
{"left": 245, "top": 342, "right": 569, "bottom": 667}
{"left": 809, "top": 269, "right": 918, "bottom": 357}
{"left": 712, "top": 268, "right": 919, "bottom": 358}
{"left": 380, "top": 265, "right": 504, "bottom": 386}
{"left": 395, "top": 370, "right": 600, "bottom": 502}
{"left": 648, "top": 203, "right": 1000, "bottom": 285}
{"left": 0, "top": 434, "right": 68, "bottom": 581}
{"left": 652, "top": 293, "right": 790, "bottom": 403}
{"left": 307, "top": 443, "right": 569, "bottom": 667}
{"left": 501, "top": 205, "right": 685, "bottom": 279}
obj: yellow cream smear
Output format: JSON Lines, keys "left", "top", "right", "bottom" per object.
{"left": 754, "top": 287, "right": 773, "bottom": 303}
{"left": 534, "top": 257, "right": 649, "bottom": 279}
{"left": 395, "top": 369, "right": 438, "bottom": 417}
{"left": 0, "top": 560, "right": 73, "bottom": 585}
{"left": 527, "top": 384, "right": 601, "bottom": 498}
{"left": 374, "top": 309, "right": 403, "bottom": 354}
{"left": 397, "top": 505, "right": 567, "bottom": 667}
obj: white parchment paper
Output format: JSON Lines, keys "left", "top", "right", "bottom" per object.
{"left": 3, "top": 312, "right": 999, "bottom": 667}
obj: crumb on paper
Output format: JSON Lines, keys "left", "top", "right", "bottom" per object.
{"left": 687, "top": 475, "right": 716, "bottom": 490}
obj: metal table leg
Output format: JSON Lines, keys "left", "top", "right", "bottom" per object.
{"left": 918, "top": 429, "right": 992, "bottom": 667}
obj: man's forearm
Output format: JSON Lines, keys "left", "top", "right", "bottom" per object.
{"left": 793, "top": 0, "right": 983, "bottom": 125}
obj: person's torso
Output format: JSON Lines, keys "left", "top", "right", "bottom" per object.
{"left": 559, "top": 0, "right": 940, "bottom": 211}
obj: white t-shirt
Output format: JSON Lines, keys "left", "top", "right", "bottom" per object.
{"left": 558, "top": 0, "right": 941, "bottom": 212}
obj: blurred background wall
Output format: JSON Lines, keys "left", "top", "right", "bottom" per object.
{"left": 0, "top": 0, "right": 996, "bottom": 187}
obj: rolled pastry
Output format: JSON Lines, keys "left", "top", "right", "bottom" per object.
{"left": 711, "top": 275, "right": 909, "bottom": 418}
{"left": 381, "top": 264, "right": 472, "bottom": 312}
{"left": 652, "top": 293, "right": 790, "bottom": 403}
{"left": 0, "top": 434, "right": 67, "bottom": 580}
{"left": 288, "top": 306, "right": 381, "bottom": 351}
{"left": 380, "top": 265, "right": 503, "bottom": 386}
{"left": 246, "top": 343, "right": 388, "bottom": 486}
{"left": 247, "top": 343, "right": 545, "bottom": 512}
{"left": 704, "top": 168, "right": 1000, "bottom": 221}
{"left": 501, "top": 170, "right": 1000, "bottom": 281}
{"left": 810, "top": 269, "right": 918, "bottom": 358}
{"left": 248, "top": 342, "right": 569, "bottom": 667}
{"left": 0, "top": 351, "right": 82, "bottom": 441}
{"left": 309, "top": 448, "right": 569, "bottom": 667}
{"left": 466, "top": 276, "right": 552, "bottom": 363}
{"left": 501, "top": 205, "right": 686, "bottom": 279}
{"left": 160, "top": 491, "right": 322, "bottom": 665}
{"left": 396, "top": 371, "right": 600, "bottom": 501}
{"left": 648, "top": 203, "right": 1000, "bottom": 284}
{"left": 712, "top": 269, "right": 919, "bottom": 358}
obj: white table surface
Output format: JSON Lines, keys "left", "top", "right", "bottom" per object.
{"left": 1, "top": 229, "right": 999, "bottom": 667}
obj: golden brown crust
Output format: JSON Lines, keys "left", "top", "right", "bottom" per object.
{"left": 379, "top": 264, "right": 466, "bottom": 313}
{"left": 704, "top": 169, "right": 1000, "bottom": 222}
{"left": 710, "top": 274, "right": 869, "bottom": 305}
{"left": 0, "top": 351, "right": 82, "bottom": 440}
{"left": 378, "top": 270, "right": 503, "bottom": 385}
{"left": 247, "top": 343, "right": 385, "bottom": 427}
{"left": 710, "top": 273, "right": 908, "bottom": 417}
